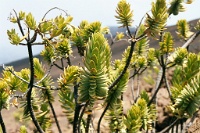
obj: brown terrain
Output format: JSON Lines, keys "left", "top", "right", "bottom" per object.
{"left": 1, "top": 19, "right": 200, "bottom": 133}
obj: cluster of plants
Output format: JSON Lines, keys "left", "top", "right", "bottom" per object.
{"left": 1, "top": 0, "right": 200, "bottom": 132}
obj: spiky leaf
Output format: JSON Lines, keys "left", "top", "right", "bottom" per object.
{"left": 176, "top": 19, "right": 193, "bottom": 40}
{"left": 115, "top": 0, "right": 133, "bottom": 27}
{"left": 145, "top": 0, "right": 168, "bottom": 37}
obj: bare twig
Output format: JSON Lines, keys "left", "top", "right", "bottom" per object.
{"left": 42, "top": 7, "right": 69, "bottom": 21}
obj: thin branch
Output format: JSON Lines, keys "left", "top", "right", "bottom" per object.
{"left": 97, "top": 102, "right": 110, "bottom": 133}
{"left": 2, "top": 65, "right": 57, "bottom": 91}
{"left": 134, "top": 12, "right": 147, "bottom": 38}
{"left": 97, "top": 40, "right": 135, "bottom": 132}
{"left": 26, "top": 47, "right": 44, "bottom": 132}
{"left": 73, "top": 83, "right": 82, "bottom": 133}
{"left": 158, "top": 118, "right": 179, "bottom": 133}
{"left": 129, "top": 68, "right": 141, "bottom": 79}
{"left": 183, "top": 111, "right": 199, "bottom": 132}
{"left": 35, "top": 64, "right": 53, "bottom": 85}
{"left": 126, "top": 25, "right": 132, "bottom": 38}
{"left": 48, "top": 100, "right": 62, "bottom": 133}
{"left": 97, "top": 33, "right": 147, "bottom": 133}
{"left": 61, "top": 58, "right": 64, "bottom": 68}
{"left": 42, "top": 7, "right": 69, "bottom": 21}
{"left": 148, "top": 32, "right": 166, "bottom": 106}
{"left": 131, "top": 73, "right": 135, "bottom": 103}
{"left": 85, "top": 113, "right": 92, "bottom": 133}
{"left": 0, "top": 111, "right": 6, "bottom": 133}
{"left": 53, "top": 62, "right": 64, "bottom": 70}
{"left": 181, "top": 30, "right": 200, "bottom": 49}
{"left": 164, "top": 71, "right": 173, "bottom": 102}
{"left": 78, "top": 101, "right": 89, "bottom": 133}
{"left": 67, "top": 56, "right": 72, "bottom": 66}
{"left": 26, "top": 41, "right": 44, "bottom": 133}
{"left": 19, "top": 42, "right": 45, "bottom": 46}
{"left": 136, "top": 74, "right": 140, "bottom": 100}
{"left": 13, "top": 9, "right": 28, "bottom": 41}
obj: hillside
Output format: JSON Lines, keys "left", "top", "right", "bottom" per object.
{"left": 1, "top": 18, "right": 200, "bottom": 132}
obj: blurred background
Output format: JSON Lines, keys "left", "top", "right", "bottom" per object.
{"left": 1, "top": 0, "right": 200, "bottom": 64}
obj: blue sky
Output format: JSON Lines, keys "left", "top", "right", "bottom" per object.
{"left": 0, "top": 0, "right": 200, "bottom": 64}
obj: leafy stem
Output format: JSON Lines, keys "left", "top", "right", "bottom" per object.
{"left": 97, "top": 32, "right": 147, "bottom": 133}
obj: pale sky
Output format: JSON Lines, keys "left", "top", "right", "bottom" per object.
{"left": 0, "top": 0, "right": 200, "bottom": 64}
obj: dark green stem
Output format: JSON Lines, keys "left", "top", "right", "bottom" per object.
{"left": 148, "top": 32, "right": 166, "bottom": 106}
{"left": 97, "top": 103, "right": 110, "bottom": 133}
{"left": 108, "top": 40, "right": 136, "bottom": 90}
{"left": 97, "top": 40, "right": 135, "bottom": 132}
{"left": 26, "top": 42, "right": 44, "bottom": 133}
{"left": 97, "top": 34, "right": 147, "bottom": 133}
{"left": 48, "top": 101, "right": 62, "bottom": 133}
{"left": 78, "top": 101, "right": 89, "bottom": 133}
{"left": 73, "top": 83, "right": 82, "bottom": 133}
{"left": 85, "top": 113, "right": 92, "bottom": 133}
{"left": 147, "top": 69, "right": 165, "bottom": 107}
{"left": 0, "top": 110, "right": 6, "bottom": 133}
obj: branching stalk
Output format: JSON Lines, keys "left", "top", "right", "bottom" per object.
{"left": 26, "top": 41, "right": 44, "bottom": 133}
{"left": 97, "top": 33, "right": 146, "bottom": 133}
{"left": 13, "top": 9, "right": 28, "bottom": 42}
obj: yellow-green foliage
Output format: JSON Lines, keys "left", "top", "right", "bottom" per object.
{"left": 176, "top": 19, "right": 193, "bottom": 40}
{"left": 145, "top": 0, "right": 168, "bottom": 37}
{"left": 58, "top": 66, "right": 80, "bottom": 123}
{"left": 170, "top": 53, "right": 200, "bottom": 117}
{"left": 168, "top": 0, "right": 185, "bottom": 15}
{"left": 40, "top": 45, "right": 55, "bottom": 64}
{"left": 0, "top": 80, "right": 9, "bottom": 110}
{"left": 19, "top": 125, "right": 27, "bottom": 133}
{"left": 25, "top": 13, "right": 37, "bottom": 30}
{"left": 50, "top": 15, "right": 72, "bottom": 37}
{"left": 7, "top": 29, "right": 26, "bottom": 45}
{"left": 115, "top": 0, "right": 133, "bottom": 27}
{"left": 135, "top": 24, "right": 149, "bottom": 56}
{"left": 2, "top": 67, "right": 29, "bottom": 92}
{"left": 55, "top": 35, "right": 72, "bottom": 58}
{"left": 59, "top": 91, "right": 75, "bottom": 124}
{"left": 79, "top": 33, "right": 111, "bottom": 105}
{"left": 159, "top": 32, "right": 174, "bottom": 54}
{"left": 105, "top": 62, "right": 129, "bottom": 109}
{"left": 124, "top": 91, "right": 156, "bottom": 132}
{"left": 58, "top": 66, "right": 80, "bottom": 91}
{"left": 105, "top": 99, "right": 124, "bottom": 132}
{"left": 71, "top": 21, "right": 108, "bottom": 56}
{"left": 168, "top": 47, "right": 188, "bottom": 65}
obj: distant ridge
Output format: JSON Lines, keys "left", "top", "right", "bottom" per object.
{"left": 1, "top": 19, "right": 199, "bottom": 75}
